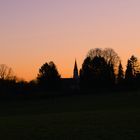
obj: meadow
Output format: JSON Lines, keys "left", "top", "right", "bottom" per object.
{"left": 0, "top": 91, "right": 140, "bottom": 140}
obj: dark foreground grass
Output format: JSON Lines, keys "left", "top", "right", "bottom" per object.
{"left": 0, "top": 91, "right": 140, "bottom": 140}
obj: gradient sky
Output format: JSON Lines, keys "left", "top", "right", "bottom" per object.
{"left": 0, "top": 0, "right": 140, "bottom": 81}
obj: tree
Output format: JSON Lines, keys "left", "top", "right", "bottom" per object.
{"left": 87, "top": 48, "right": 120, "bottom": 67}
{"left": 81, "top": 56, "right": 109, "bottom": 87}
{"left": 80, "top": 57, "right": 93, "bottom": 89}
{"left": 103, "top": 48, "right": 120, "bottom": 66}
{"left": 37, "top": 61, "right": 61, "bottom": 90}
{"left": 0, "top": 64, "right": 14, "bottom": 80}
{"left": 125, "top": 59, "right": 133, "bottom": 81}
{"left": 80, "top": 48, "right": 119, "bottom": 90}
{"left": 125, "top": 55, "right": 140, "bottom": 81}
{"left": 0, "top": 64, "right": 16, "bottom": 93}
{"left": 87, "top": 48, "right": 103, "bottom": 58}
{"left": 117, "top": 62, "right": 124, "bottom": 84}
{"left": 125, "top": 55, "right": 140, "bottom": 89}
{"left": 91, "top": 56, "right": 111, "bottom": 86}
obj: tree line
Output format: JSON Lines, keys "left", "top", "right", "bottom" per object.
{"left": 0, "top": 48, "right": 140, "bottom": 95}
{"left": 80, "top": 48, "right": 140, "bottom": 91}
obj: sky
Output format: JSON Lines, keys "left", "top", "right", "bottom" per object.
{"left": 0, "top": 0, "right": 140, "bottom": 81}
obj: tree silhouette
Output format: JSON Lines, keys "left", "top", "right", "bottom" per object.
{"left": 125, "top": 55, "right": 140, "bottom": 89}
{"left": 80, "top": 57, "right": 93, "bottom": 89}
{"left": 87, "top": 48, "right": 120, "bottom": 68}
{"left": 80, "top": 48, "right": 119, "bottom": 90}
{"left": 0, "top": 64, "right": 14, "bottom": 80}
{"left": 103, "top": 48, "right": 120, "bottom": 67}
{"left": 91, "top": 56, "right": 112, "bottom": 86}
{"left": 125, "top": 55, "right": 139, "bottom": 81}
{"left": 117, "top": 62, "right": 124, "bottom": 85}
{"left": 0, "top": 64, "right": 17, "bottom": 93}
{"left": 37, "top": 61, "right": 61, "bottom": 91}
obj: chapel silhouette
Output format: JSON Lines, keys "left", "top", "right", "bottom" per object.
{"left": 61, "top": 59, "right": 79, "bottom": 91}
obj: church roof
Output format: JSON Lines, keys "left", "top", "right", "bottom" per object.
{"left": 74, "top": 59, "right": 78, "bottom": 70}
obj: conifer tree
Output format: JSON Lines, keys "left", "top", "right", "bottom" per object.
{"left": 125, "top": 55, "right": 139, "bottom": 81}
{"left": 117, "top": 62, "right": 124, "bottom": 84}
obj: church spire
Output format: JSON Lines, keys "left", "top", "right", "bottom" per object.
{"left": 73, "top": 59, "right": 78, "bottom": 80}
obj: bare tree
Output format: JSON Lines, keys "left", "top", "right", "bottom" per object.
{"left": 103, "top": 48, "right": 120, "bottom": 66}
{"left": 87, "top": 48, "right": 120, "bottom": 67}
{"left": 87, "top": 48, "right": 103, "bottom": 58}
{"left": 0, "top": 64, "right": 14, "bottom": 80}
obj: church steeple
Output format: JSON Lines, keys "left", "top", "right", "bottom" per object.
{"left": 73, "top": 59, "right": 78, "bottom": 80}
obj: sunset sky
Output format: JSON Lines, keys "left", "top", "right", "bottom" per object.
{"left": 0, "top": 0, "right": 140, "bottom": 81}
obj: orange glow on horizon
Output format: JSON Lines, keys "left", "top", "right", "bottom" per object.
{"left": 0, "top": 1, "right": 140, "bottom": 81}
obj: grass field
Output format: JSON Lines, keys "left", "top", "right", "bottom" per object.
{"left": 0, "top": 91, "right": 140, "bottom": 140}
